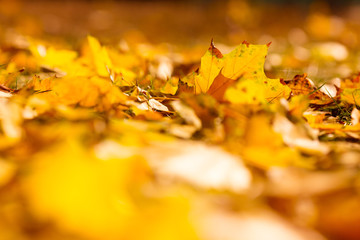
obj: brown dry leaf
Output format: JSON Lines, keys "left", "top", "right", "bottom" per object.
{"left": 281, "top": 73, "right": 334, "bottom": 105}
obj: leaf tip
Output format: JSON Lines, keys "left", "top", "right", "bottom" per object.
{"left": 208, "top": 38, "right": 223, "bottom": 58}
{"left": 242, "top": 40, "right": 250, "bottom": 47}
{"left": 280, "top": 78, "right": 286, "bottom": 85}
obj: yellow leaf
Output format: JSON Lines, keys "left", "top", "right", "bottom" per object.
{"left": 0, "top": 159, "right": 16, "bottom": 187}
{"left": 0, "top": 63, "right": 21, "bottom": 86}
{"left": 288, "top": 95, "right": 310, "bottom": 120}
{"left": 194, "top": 40, "right": 224, "bottom": 93}
{"left": 341, "top": 88, "right": 360, "bottom": 105}
{"left": 22, "top": 140, "right": 145, "bottom": 239}
{"left": 222, "top": 42, "right": 266, "bottom": 79}
{"left": 112, "top": 68, "right": 137, "bottom": 87}
{"left": 161, "top": 77, "right": 179, "bottom": 95}
{"left": 50, "top": 76, "right": 127, "bottom": 108}
{"left": 243, "top": 147, "right": 300, "bottom": 169}
{"left": 108, "top": 47, "right": 139, "bottom": 70}
{"left": 223, "top": 43, "right": 290, "bottom": 104}
{"left": 126, "top": 195, "right": 199, "bottom": 240}
{"left": 87, "top": 35, "right": 113, "bottom": 77}
{"left": 29, "top": 75, "right": 54, "bottom": 92}
{"left": 242, "top": 114, "right": 304, "bottom": 169}
{"left": 303, "top": 111, "right": 360, "bottom": 132}
{"left": 29, "top": 42, "right": 77, "bottom": 70}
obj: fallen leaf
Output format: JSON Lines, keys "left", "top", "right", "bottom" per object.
{"left": 87, "top": 35, "right": 113, "bottom": 77}
{"left": 146, "top": 141, "right": 252, "bottom": 193}
{"left": 148, "top": 98, "right": 169, "bottom": 112}
{"left": 187, "top": 41, "right": 290, "bottom": 104}
{"left": 282, "top": 73, "right": 334, "bottom": 105}
{"left": 194, "top": 40, "right": 224, "bottom": 93}
{"left": 161, "top": 77, "right": 179, "bottom": 95}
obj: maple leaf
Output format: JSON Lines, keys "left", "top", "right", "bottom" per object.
{"left": 187, "top": 40, "right": 290, "bottom": 103}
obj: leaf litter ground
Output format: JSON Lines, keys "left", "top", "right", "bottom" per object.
{"left": 2, "top": 1, "right": 360, "bottom": 240}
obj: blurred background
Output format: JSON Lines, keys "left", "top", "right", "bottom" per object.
{"left": 2, "top": 0, "right": 360, "bottom": 44}
{"left": 2, "top": 0, "right": 360, "bottom": 82}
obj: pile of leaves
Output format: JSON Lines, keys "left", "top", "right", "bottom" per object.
{"left": 1, "top": 15, "right": 360, "bottom": 240}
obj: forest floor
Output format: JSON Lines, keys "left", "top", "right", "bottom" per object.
{"left": 1, "top": 1, "right": 360, "bottom": 240}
